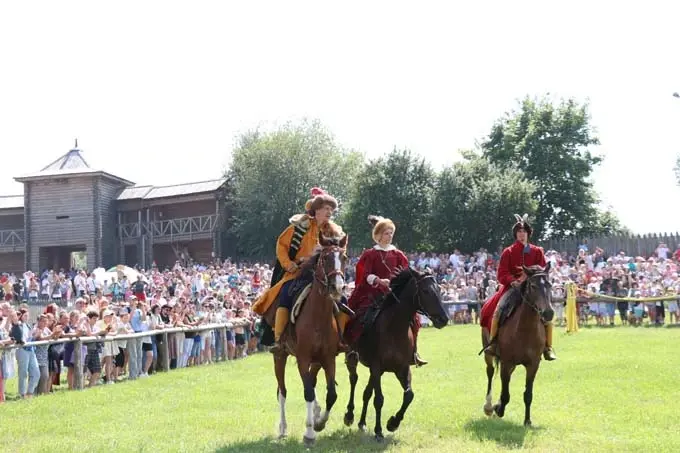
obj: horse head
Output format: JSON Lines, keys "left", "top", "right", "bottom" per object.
{"left": 314, "top": 230, "right": 348, "bottom": 302}
{"left": 520, "top": 261, "right": 554, "bottom": 323}
{"left": 391, "top": 267, "right": 449, "bottom": 329}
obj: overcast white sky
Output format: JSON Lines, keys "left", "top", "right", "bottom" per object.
{"left": 0, "top": 1, "right": 679, "bottom": 234}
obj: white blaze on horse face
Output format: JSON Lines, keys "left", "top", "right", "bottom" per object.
{"left": 333, "top": 251, "right": 343, "bottom": 293}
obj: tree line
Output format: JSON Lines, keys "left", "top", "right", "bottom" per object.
{"left": 222, "top": 95, "right": 628, "bottom": 258}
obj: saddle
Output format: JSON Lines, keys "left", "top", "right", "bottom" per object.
{"left": 290, "top": 284, "right": 312, "bottom": 324}
{"left": 498, "top": 287, "right": 522, "bottom": 328}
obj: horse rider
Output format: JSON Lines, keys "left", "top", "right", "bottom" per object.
{"left": 481, "top": 214, "right": 557, "bottom": 361}
{"left": 340, "top": 215, "right": 428, "bottom": 367}
{"left": 251, "top": 187, "right": 351, "bottom": 354}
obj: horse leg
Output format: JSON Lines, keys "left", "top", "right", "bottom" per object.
{"left": 523, "top": 361, "right": 540, "bottom": 427}
{"left": 357, "top": 377, "right": 374, "bottom": 432}
{"left": 310, "top": 362, "right": 322, "bottom": 425}
{"left": 386, "top": 366, "right": 413, "bottom": 432}
{"left": 493, "top": 362, "right": 514, "bottom": 418}
{"left": 371, "top": 368, "right": 385, "bottom": 441}
{"left": 297, "top": 358, "right": 317, "bottom": 447}
{"left": 344, "top": 352, "right": 359, "bottom": 426}
{"left": 314, "top": 358, "right": 337, "bottom": 432}
{"left": 274, "top": 354, "right": 288, "bottom": 439}
{"left": 483, "top": 354, "right": 495, "bottom": 416}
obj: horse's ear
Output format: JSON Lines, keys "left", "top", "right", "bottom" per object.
{"left": 318, "top": 230, "right": 328, "bottom": 246}
{"left": 339, "top": 234, "right": 348, "bottom": 249}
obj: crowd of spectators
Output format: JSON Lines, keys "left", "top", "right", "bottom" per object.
{"left": 0, "top": 240, "right": 678, "bottom": 402}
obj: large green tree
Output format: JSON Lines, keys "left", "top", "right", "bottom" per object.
{"left": 481, "top": 95, "right": 607, "bottom": 240}
{"left": 343, "top": 148, "right": 435, "bottom": 251}
{"left": 224, "top": 119, "right": 363, "bottom": 257}
{"left": 429, "top": 151, "right": 537, "bottom": 252}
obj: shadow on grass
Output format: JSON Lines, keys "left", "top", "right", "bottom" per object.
{"left": 464, "top": 417, "right": 543, "bottom": 449}
{"left": 214, "top": 429, "right": 396, "bottom": 453}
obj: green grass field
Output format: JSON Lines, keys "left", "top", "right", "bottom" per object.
{"left": 1, "top": 325, "right": 678, "bottom": 453}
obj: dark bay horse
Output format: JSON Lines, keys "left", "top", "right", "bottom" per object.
{"left": 343, "top": 268, "right": 450, "bottom": 441}
{"left": 263, "top": 231, "right": 348, "bottom": 447}
{"left": 481, "top": 263, "right": 554, "bottom": 427}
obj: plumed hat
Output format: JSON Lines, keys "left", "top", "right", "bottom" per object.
{"left": 512, "top": 213, "right": 533, "bottom": 238}
{"left": 304, "top": 187, "right": 338, "bottom": 215}
{"left": 368, "top": 215, "right": 396, "bottom": 243}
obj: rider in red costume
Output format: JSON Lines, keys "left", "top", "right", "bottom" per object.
{"left": 346, "top": 215, "right": 427, "bottom": 367}
{"left": 481, "top": 214, "right": 557, "bottom": 361}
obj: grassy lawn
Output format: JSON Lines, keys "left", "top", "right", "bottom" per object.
{"left": 0, "top": 324, "right": 678, "bottom": 453}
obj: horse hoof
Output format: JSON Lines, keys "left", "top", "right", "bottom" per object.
{"left": 314, "top": 421, "right": 327, "bottom": 432}
{"left": 303, "top": 436, "right": 315, "bottom": 447}
{"left": 386, "top": 416, "right": 400, "bottom": 432}
{"left": 524, "top": 419, "right": 532, "bottom": 427}
{"left": 493, "top": 404, "right": 504, "bottom": 418}
{"left": 358, "top": 423, "right": 367, "bottom": 432}
{"left": 343, "top": 413, "right": 354, "bottom": 427}
{"left": 375, "top": 433, "right": 384, "bottom": 442}
{"left": 483, "top": 404, "right": 493, "bottom": 416}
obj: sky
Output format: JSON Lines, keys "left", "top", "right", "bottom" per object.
{"left": 0, "top": 1, "right": 679, "bottom": 234}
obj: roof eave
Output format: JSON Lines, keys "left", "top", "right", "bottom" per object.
{"left": 14, "top": 171, "right": 134, "bottom": 186}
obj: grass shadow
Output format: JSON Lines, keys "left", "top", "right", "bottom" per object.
{"left": 464, "top": 417, "right": 543, "bottom": 449}
{"left": 214, "top": 429, "right": 397, "bottom": 453}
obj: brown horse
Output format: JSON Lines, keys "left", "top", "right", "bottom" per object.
{"left": 263, "top": 231, "right": 348, "bottom": 447}
{"left": 343, "top": 268, "right": 450, "bottom": 441}
{"left": 481, "top": 263, "right": 554, "bottom": 427}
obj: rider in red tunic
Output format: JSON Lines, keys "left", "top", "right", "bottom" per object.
{"left": 481, "top": 214, "right": 557, "bottom": 361}
{"left": 346, "top": 215, "right": 427, "bottom": 367}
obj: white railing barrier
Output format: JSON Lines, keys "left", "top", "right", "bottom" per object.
{"left": 1, "top": 321, "right": 252, "bottom": 391}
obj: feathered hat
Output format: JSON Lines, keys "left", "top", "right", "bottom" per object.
{"left": 368, "top": 215, "right": 396, "bottom": 243}
{"left": 512, "top": 213, "right": 533, "bottom": 238}
{"left": 304, "top": 187, "right": 338, "bottom": 215}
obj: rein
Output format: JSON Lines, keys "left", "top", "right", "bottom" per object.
{"left": 518, "top": 272, "right": 551, "bottom": 322}
{"left": 314, "top": 246, "right": 346, "bottom": 294}
{"left": 387, "top": 270, "right": 437, "bottom": 316}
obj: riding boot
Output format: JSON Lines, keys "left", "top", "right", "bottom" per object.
{"left": 411, "top": 323, "right": 428, "bottom": 367}
{"left": 269, "top": 307, "right": 290, "bottom": 354}
{"left": 543, "top": 322, "right": 557, "bottom": 361}
{"left": 335, "top": 312, "right": 351, "bottom": 353}
{"left": 484, "top": 315, "right": 500, "bottom": 356}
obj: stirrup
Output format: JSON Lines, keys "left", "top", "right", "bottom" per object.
{"left": 478, "top": 337, "right": 497, "bottom": 356}
{"left": 270, "top": 341, "right": 283, "bottom": 354}
{"left": 414, "top": 352, "right": 428, "bottom": 367}
{"left": 543, "top": 347, "right": 557, "bottom": 361}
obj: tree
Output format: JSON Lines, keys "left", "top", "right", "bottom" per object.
{"left": 577, "top": 207, "right": 631, "bottom": 237}
{"left": 429, "top": 151, "right": 537, "bottom": 253}
{"left": 481, "top": 95, "right": 605, "bottom": 240}
{"left": 343, "top": 148, "right": 435, "bottom": 251}
{"left": 224, "top": 119, "right": 363, "bottom": 258}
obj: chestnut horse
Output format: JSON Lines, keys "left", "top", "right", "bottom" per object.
{"left": 263, "top": 231, "right": 348, "bottom": 447}
{"left": 343, "top": 268, "right": 450, "bottom": 441}
{"left": 481, "top": 263, "right": 554, "bottom": 426}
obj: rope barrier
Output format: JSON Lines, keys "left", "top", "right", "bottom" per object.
{"left": 575, "top": 288, "right": 679, "bottom": 303}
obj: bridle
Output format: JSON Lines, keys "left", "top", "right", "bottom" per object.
{"left": 314, "top": 245, "right": 346, "bottom": 294}
{"left": 388, "top": 268, "right": 439, "bottom": 316}
{"left": 518, "top": 271, "right": 552, "bottom": 322}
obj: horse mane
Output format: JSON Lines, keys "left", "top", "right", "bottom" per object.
{"left": 524, "top": 265, "right": 544, "bottom": 273}
{"left": 299, "top": 252, "right": 320, "bottom": 276}
{"left": 377, "top": 268, "right": 415, "bottom": 308}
